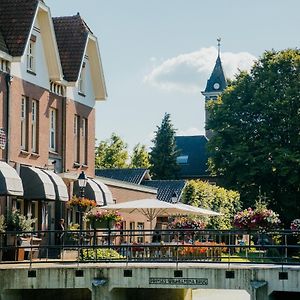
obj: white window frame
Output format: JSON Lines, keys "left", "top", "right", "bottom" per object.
{"left": 49, "top": 108, "right": 57, "bottom": 151}
{"left": 31, "top": 100, "right": 38, "bottom": 153}
{"left": 78, "top": 62, "right": 86, "bottom": 94}
{"left": 82, "top": 118, "right": 88, "bottom": 165}
{"left": 137, "top": 222, "right": 145, "bottom": 243}
{"left": 27, "top": 39, "right": 35, "bottom": 72}
{"left": 74, "top": 115, "right": 80, "bottom": 163}
{"left": 21, "top": 96, "right": 27, "bottom": 150}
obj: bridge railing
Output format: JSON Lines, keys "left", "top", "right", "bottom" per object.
{"left": 0, "top": 228, "right": 300, "bottom": 265}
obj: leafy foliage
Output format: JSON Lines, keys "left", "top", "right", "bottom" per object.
{"left": 67, "top": 196, "right": 96, "bottom": 209}
{"left": 95, "top": 133, "right": 129, "bottom": 169}
{"left": 6, "top": 210, "right": 36, "bottom": 232}
{"left": 182, "top": 180, "right": 241, "bottom": 229}
{"left": 0, "top": 215, "right": 6, "bottom": 233}
{"left": 233, "top": 201, "right": 281, "bottom": 230}
{"left": 80, "top": 248, "right": 124, "bottom": 261}
{"left": 207, "top": 49, "right": 300, "bottom": 224}
{"left": 85, "top": 208, "right": 122, "bottom": 224}
{"left": 130, "top": 143, "right": 151, "bottom": 168}
{"left": 149, "top": 113, "right": 179, "bottom": 179}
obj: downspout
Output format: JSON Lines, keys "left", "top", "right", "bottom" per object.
{"left": 4, "top": 73, "right": 12, "bottom": 164}
{"left": 62, "top": 96, "right": 67, "bottom": 172}
{"left": 4, "top": 72, "right": 12, "bottom": 214}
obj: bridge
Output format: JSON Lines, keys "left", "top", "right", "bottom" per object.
{"left": 1, "top": 229, "right": 300, "bottom": 300}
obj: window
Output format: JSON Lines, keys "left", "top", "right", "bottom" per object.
{"left": 49, "top": 108, "right": 57, "bottom": 151}
{"left": 82, "top": 118, "right": 88, "bottom": 165}
{"left": 176, "top": 155, "right": 189, "bottom": 165}
{"left": 26, "top": 36, "right": 36, "bottom": 72}
{"left": 21, "top": 96, "right": 28, "bottom": 150}
{"left": 137, "top": 222, "right": 145, "bottom": 243}
{"left": 129, "top": 222, "right": 135, "bottom": 243}
{"left": 78, "top": 62, "right": 86, "bottom": 94}
{"left": 31, "top": 100, "right": 38, "bottom": 153}
{"left": 74, "top": 115, "right": 80, "bottom": 163}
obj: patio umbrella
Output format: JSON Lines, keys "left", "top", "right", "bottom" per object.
{"left": 173, "top": 202, "right": 222, "bottom": 216}
{"left": 104, "top": 198, "right": 220, "bottom": 229}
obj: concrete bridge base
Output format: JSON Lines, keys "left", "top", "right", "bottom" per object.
{"left": 1, "top": 263, "right": 300, "bottom": 300}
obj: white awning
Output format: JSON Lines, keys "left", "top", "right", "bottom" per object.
{"left": 0, "top": 161, "right": 23, "bottom": 196}
{"left": 20, "top": 166, "right": 56, "bottom": 200}
{"left": 91, "top": 178, "right": 114, "bottom": 205}
{"left": 42, "top": 170, "right": 69, "bottom": 201}
{"left": 73, "top": 178, "right": 104, "bottom": 206}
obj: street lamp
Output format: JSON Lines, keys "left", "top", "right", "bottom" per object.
{"left": 77, "top": 171, "right": 87, "bottom": 235}
{"left": 77, "top": 171, "right": 87, "bottom": 197}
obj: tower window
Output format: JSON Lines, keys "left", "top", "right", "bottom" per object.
{"left": 176, "top": 155, "right": 189, "bottom": 165}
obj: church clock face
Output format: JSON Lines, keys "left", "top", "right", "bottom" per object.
{"left": 213, "top": 82, "right": 220, "bottom": 90}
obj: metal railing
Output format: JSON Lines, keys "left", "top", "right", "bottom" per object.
{"left": 1, "top": 229, "right": 300, "bottom": 266}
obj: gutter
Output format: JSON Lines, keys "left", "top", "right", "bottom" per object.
{"left": 5, "top": 73, "right": 12, "bottom": 164}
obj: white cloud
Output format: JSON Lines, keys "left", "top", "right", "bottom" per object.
{"left": 177, "top": 127, "right": 204, "bottom": 136}
{"left": 144, "top": 47, "right": 256, "bottom": 94}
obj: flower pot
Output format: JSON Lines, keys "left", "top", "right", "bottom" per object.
{"left": 94, "top": 219, "right": 115, "bottom": 229}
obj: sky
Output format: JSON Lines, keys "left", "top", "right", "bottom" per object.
{"left": 47, "top": 0, "right": 300, "bottom": 151}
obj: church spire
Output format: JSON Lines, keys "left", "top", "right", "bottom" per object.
{"left": 201, "top": 38, "right": 227, "bottom": 139}
{"left": 217, "top": 37, "right": 221, "bottom": 57}
{"left": 201, "top": 38, "right": 227, "bottom": 99}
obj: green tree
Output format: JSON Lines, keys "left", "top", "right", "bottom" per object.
{"left": 207, "top": 49, "right": 300, "bottom": 224}
{"left": 95, "top": 133, "right": 129, "bottom": 169}
{"left": 130, "top": 143, "right": 151, "bottom": 169}
{"left": 182, "top": 180, "right": 241, "bottom": 230}
{"left": 149, "top": 113, "right": 179, "bottom": 179}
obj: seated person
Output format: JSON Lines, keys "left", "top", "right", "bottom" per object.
{"left": 152, "top": 231, "right": 162, "bottom": 243}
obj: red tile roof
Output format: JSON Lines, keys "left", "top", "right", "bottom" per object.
{"left": 0, "top": 0, "right": 38, "bottom": 56}
{"left": 53, "top": 14, "right": 91, "bottom": 82}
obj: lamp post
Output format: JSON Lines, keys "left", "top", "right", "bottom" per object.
{"left": 77, "top": 171, "right": 87, "bottom": 233}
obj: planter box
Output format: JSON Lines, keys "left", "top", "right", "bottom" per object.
{"left": 62, "top": 250, "right": 78, "bottom": 260}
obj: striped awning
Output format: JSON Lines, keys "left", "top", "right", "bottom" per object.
{"left": 0, "top": 161, "right": 23, "bottom": 196}
{"left": 42, "top": 170, "right": 69, "bottom": 201}
{"left": 20, "top": 166, "right": 56, "bottom": 200}
{"left": 73, "top": 178, "right": 104, "bottom": 206}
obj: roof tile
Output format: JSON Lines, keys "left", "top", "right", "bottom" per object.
{"left": 95, "top": 168, "right": 149, "bottom": 185}
{"left": 175, "top": 135, "right": 209, "bottom": 179}
{"left": 53, "top": 14, "right": 90, "bottom": 82}
{"left": 142, "top": 180, "right": 186, "bottom": 202}
{"left": 0, "top": 0, "right": 38, "bottom": 56}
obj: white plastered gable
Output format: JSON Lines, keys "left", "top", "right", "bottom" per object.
{"left": 66, "top": 33, "right": 107, "bottom": 108}
{"left": 10, "top": 1, "right": 63, "bottom": 88}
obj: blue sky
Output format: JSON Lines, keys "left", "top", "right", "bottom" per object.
{"left": 47, "top": 0, "right": 300, "bottom": 151}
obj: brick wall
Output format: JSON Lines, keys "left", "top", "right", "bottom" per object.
{"left": 64, "top": 98, "right": 95, "bottom": 177}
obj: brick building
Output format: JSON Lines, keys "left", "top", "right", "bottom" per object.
{"left": 0, "top": 0, "right": 107, "bottom": 231}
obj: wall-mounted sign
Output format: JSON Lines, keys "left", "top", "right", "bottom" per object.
{"left": 149, "top": 278, "right": 208, "bottom": 286}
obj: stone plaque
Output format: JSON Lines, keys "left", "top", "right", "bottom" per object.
{"left": 149, "top": 278, "right": 208, "bottom": 286}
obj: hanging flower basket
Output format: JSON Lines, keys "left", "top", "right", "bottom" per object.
{"left": 233, "top": 207, "right": 281, "bottom": 231}
{"left": 84, "top": 208, "right": 122, "bottom": 229}
{"left": 67, "top": 196, "right": 96, "bottom": 211}
{"left": 290, "top": 219, "right": 300, "bottom": 232}
{"left": 168, "top": 216, "right": 206, "bottom": 230}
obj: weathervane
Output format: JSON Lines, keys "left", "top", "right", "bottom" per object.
{"left": 217, "top": 37, "right": 221, "bottom": 56}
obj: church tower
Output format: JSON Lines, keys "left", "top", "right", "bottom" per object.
{"left": 201, "top": 38, "right": 227, "bottom": 139}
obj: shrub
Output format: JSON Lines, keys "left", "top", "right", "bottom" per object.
{"left": 80, "top": 248, "right": 124, "bottom": 261}
{"left": 6, "top": 210, "right": 36, "bottom": 232}
{"left": 0, "top": 215, "right": 6, "bottom": 233}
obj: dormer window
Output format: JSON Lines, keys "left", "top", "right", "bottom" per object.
{"left": 27, "top": 35, "right": 36, "bottom": 74}
{"left": 78, "top": 62, "right": 86, "bottom": 95}
{"left": 176, "top": 155, "right": 189, "bottom": 165}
